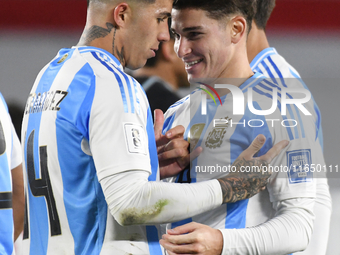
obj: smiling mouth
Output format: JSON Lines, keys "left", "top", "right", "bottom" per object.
{"left": 185, "top": 59, "right": 203, "bottom": 68}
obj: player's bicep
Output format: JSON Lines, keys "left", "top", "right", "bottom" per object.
{"left": 88, "top": 75, "right": 151, "bottom": 180}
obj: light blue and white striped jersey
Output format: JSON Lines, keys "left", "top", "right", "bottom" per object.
{"left": 250, "top": 47, "right": 331, "bottom": 255}
{"left": 21, "top": 47, "right": 164, "bottom": 255}
{"left": 163, "top": 71, "right": 319, "bottom": 231}
{"left": 0, "top": 93, "right": 22, "bottom": 255}
{"left": 250, "top": 47, "right": 324, "bottom": 150}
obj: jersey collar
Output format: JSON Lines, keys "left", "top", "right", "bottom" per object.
{"left": 75, "top": 46, "right": 124, "bottom": 71}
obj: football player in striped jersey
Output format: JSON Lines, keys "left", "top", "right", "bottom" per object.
{"left": 160, "top": 0, "right": 324, "bottom": 254}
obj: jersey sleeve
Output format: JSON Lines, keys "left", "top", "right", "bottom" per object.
{"left": 220, "top": 197, "right": 315, "bottom": 254}
{"left": 253, "top": 86, "right": 319, "bottom": 202}
{"left": 101, "top": 170, "right": 222, "bottom": 226}
{"left": 266, "top": 136, "right": 320, "bottom": 202}
{"left": 88, "top": 68, "right": 152, "bottom": 181}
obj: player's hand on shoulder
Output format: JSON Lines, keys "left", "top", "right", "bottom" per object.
{"left": 154, "top": 109, "right": 201, "bottom": 179}
{"left": 160, "top": 222, "right": 223, "bottom": 255}
{"left": 218, "top": 134, "right": 289, "bottom": 203}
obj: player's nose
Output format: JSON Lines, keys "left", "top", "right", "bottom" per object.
{"left": 174, "top": 37, "right": 191, "bottom": 58}
{"left": 158, "top": 23, "right": 170, "bottom": 42}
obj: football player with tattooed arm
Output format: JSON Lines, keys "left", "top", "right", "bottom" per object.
{"left": 21, "top": 0, "right": 287, "bottom": 254}
{"left": 160, "top": 0, "right": 323, "bottom": 254}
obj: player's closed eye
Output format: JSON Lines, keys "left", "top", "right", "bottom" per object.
{"left": 157, "top": 18, "right": 165, "bottom": 23}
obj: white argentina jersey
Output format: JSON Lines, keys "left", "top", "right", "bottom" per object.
{"left": 163, "top": 72, "right": 319, "bottom": 231}
{"left": 21, "top": 47, "right": 164, "bottom": 255}
{"left": 0, "top": 93, "right": 22, "bottom": 255}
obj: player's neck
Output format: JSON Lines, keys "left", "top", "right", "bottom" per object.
{"left": 77, "top": 6, "right": 125, "bottom": 65}
{"left": 221, "top": 48, "right": 254, "bottom": 81}
{"left": 211, "top": 50, "right": 254, "bottom": 97}
{"left": 247, "top": 23, "right": 270, "bottom": 63}
{"left": 77, "top": 23, "right": 126, "bottom": 67}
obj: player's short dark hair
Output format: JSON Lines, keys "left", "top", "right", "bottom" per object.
{"left": 172, "top": 0, "right": 256, "bottom": 33}
{"left": 254, "top": 0, "right": 276, "bottom": 30}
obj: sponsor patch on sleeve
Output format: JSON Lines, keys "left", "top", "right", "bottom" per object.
{"left": 124, "top": 123, "right": 147, "bottom": 155}
{"left": 287, "top": 149, "right": 313, "bottom": 184}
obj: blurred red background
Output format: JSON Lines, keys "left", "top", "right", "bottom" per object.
{"left": 1, "top": 0, "right": 339, "bottom": 32}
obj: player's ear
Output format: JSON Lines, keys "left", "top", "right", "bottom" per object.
{"left": 230, "top": 16, "right": 246, "bottom": 44}
{"left": 112, "top": 3, "right": 130, "bottom": 28}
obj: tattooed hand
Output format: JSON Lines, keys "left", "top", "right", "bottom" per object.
{"left": 218, "top": 135, "right": 289, "bottom": 203}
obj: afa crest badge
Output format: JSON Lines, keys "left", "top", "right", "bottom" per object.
{"left": 205, "top": 117, "right": 231, "bottom": 149}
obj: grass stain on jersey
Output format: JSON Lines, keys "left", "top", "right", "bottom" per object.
{"left": 120, "top": 199, "right": 169, "bottom": 225}
{"left": 57, "top": 53, "right": 68, "bottom": 64}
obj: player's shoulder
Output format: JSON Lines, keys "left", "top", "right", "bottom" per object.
{"left": 0, "top": 92, "right": 8, "bottom": 112}
{"left": 0, "top": 93, "right": 11, "bottom": 133}
{"left": 240, "top": 74, "right": 281, "bottom": 114}
{"left": 251, "top": 47, "right": 302, "bottom": 79}
{"left": 164, "top": 89, "right": 199, "bottom": 118}
{"left": 76, "top": 47, "right": 143, "bottom": 95}
{"left": 249, "top": 69, "right": 308, "bottom": 102}
{"left": 0, "top": 94, "right": 13, "bottom": 131}
{"left": 242, "top": 72, "right": 274, "bottom": 94}
{"left": 269, "top": 53, "right": 302, "bottom": 79}
{"left": 75, "top": 47, "right": 124, "bottom": 79}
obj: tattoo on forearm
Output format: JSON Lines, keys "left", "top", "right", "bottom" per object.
{"left": 232, "top": 157, "right": 268, "bottom": 173}
{"left": 116, "top": 46, "right": 125, "bottom": 66}
{"left": 83, "top": 22, "right": 115, "bottom": 45}
{"left": 218, "top": 157, "right": 270, "bottom": 203}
